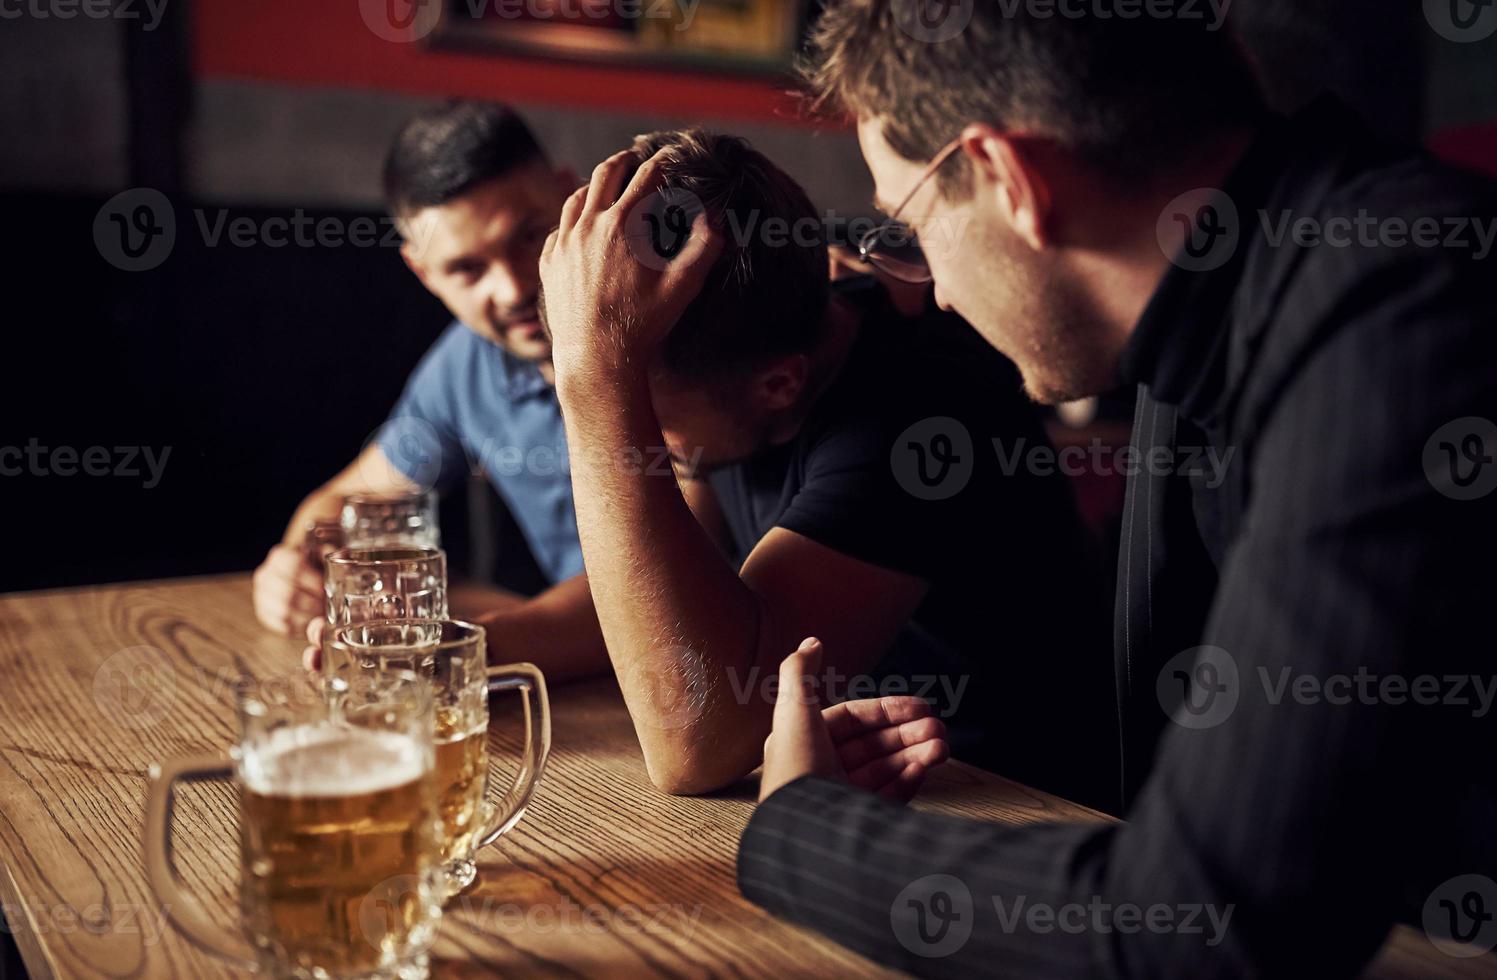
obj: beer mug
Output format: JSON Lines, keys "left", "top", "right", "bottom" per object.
{"left": 341, "top": 491, "right": 440, "bottom": 550}
{"left": 324, "top": 547, "right": 448, "bottom": 629}
{"left": 327, "top": 620, "right": 551, "bottom": 898}
{"left": 145, "top": 667, "right": 445, "bottom": 979}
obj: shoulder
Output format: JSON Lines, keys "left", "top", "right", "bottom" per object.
{"left": 1234, "top": 138, "right": 1497, "bottom": 423}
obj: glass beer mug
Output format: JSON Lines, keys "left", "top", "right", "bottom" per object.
{"left": 340, "top": 491, "right": 440, "bottom": 550}
{"left": 326, "top": 620, "right": 551, "bottom": 898}
{"left": 145, "top": 667, "right": 445, "bottom": 980}
{"left": 324, "top": 547, "right": 448, "bottom": 629}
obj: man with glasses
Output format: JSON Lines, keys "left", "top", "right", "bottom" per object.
{"left": 536, "top": 127, "right": 1117, "bottom": 804}
{"left": 727, "top": 3, "right": 1497, "bottom": 977}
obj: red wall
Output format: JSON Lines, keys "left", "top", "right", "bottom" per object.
{"left": 193, "top": 0, "right": 818, "bottom": 125}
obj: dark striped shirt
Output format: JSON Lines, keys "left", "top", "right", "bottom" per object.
{"left": 738, "top": 99, "right": 1497, "bottom": 978}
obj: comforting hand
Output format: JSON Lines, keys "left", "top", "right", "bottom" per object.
{"left": 252, "top": 543, "right": 325, "bottom": 639}
{"left": 759, "top": 637, "right": 951, "bottom": 803}
{"left": 538, "top": 148, "right": 722, "bottom": 381}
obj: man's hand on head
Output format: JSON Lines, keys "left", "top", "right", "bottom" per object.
{"left": 759, "top": 637, "right": 951, "bottom": 803}
{"left": 538, "top": 148, "right": 723, "bottom": 386}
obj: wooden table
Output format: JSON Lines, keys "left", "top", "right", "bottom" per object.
{"left": 0, "top": 576, "right": 1490, "bottom": 979}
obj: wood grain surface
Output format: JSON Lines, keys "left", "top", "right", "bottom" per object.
{"left": 0, "top": 576, "right": 1489, "bottom": 978}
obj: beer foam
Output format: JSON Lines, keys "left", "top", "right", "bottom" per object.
{"left": 241, "top": 723, "right": 428, "bottom": 797}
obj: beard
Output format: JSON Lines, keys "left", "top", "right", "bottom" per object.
{"left": 487, "top": 299, "right": 550, "bottom": 363}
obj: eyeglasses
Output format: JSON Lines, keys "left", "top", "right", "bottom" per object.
{"left": 856, "top": 138, "right": 963, "bottom": 284}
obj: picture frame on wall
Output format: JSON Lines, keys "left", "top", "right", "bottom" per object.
{"left": 427, "top": 0, "right": 814, "bottom": 75}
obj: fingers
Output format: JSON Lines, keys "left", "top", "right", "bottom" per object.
{"left": 252, "top": 544, "right": 325, "bottom": 637}
{"left": 582, "top": 150, "right": 638, "bottom": 216}
{"left": 305, "top": 617, "right": 326, "bottom": 647}
{"left": 660, "top": 210, "right": 725, "bottom": 294}
{"left": 772, "top": 637, "right": 825, "bottom": 734}
{"left": 875, "top": 761, "right": 932, "bottom": 803}
{"left": 834, "top": 714, "right": 947, "bottom": 773}
{"left": 556, "top": 183, "right": 588, "bottom": 238}
{"left": 611, "top": 151, "right": 669, "bottom": 218}
{"left": 846, "top": 738, "right": 950, "bottom": 797}
{"left": 823, "top": 695, "right": 936, "bottom": 743}
{"left": 301, "top": 643, "right": 321, "bottom": 672}
{"left": 759, "top": 637, "right": 841, "bottom": 802}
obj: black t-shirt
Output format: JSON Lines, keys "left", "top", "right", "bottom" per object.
{"left": 708, "top": 288, "right": 1119, "bottom": 810}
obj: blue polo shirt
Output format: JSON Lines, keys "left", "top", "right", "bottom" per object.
{"left": 376, "top": 322, "right": 581, "bottom": 584}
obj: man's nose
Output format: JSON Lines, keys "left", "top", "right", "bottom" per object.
{"left": 486, "top": 263, "right": 536, "bottom": 312}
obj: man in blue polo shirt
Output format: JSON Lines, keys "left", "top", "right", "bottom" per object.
{"left": 253, "top": 101, "right": 588, "bottom": 648}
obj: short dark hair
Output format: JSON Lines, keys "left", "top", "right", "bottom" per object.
{"left": 383, "top": 101, "right": 547, "bottom": 217}
{"left": 625, "top": 129, "right": 830, "bottom": 380}
{"left": 803, "top": 0, "right": 1265, "bottom": 193}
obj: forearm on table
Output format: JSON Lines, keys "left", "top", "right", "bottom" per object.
{"left": 740, "top": 772, "right": 1388, "bottom": 979}
{"left": 473, "top": 573, "right": 610, "bottom": 682}
{"left": 559, "top": 370, "right": 773, "bottom": 793}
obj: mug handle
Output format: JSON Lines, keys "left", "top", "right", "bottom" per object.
{"left": 477, "top": 663, "right": 552, "bottom": 847}
{"left": 144, "top": 752, "right": 258, "bottom": 971}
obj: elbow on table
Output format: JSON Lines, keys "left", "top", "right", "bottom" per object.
{"left": 639, "top": 738, "right": 754, "bottom": 796}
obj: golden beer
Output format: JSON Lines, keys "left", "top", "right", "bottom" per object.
{"left": 239, "top": 724, "right": 442, "bottom": 977}
{"left": 433, "top": 706, "right": 488, "bottom": 866}
{"left": 327, "top": 620, "right": 551, "bottom": 900}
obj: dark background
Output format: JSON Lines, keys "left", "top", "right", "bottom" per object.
{"left": 2, "top": 0, "right": 1495, "bottom": 595}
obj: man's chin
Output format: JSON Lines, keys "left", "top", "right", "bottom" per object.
{"left": 1019, "top": 361, "right": 1108, "bottom": 406}
{"left": 498, "top": 321, "right": 552, "bottom": 361}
